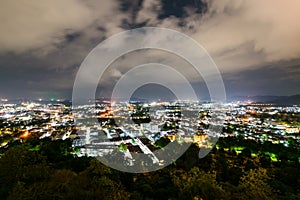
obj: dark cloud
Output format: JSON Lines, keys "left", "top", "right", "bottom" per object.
{"left": 224, "top": 61, "right": 300, "bottom": 97}
{"left": 0, "top": 0, "right": 299, "bottom": 100}
{"left": 0, "top": 52, "right": 78, "bottom": 99}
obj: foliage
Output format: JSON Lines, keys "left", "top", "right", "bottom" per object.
{"left": 0, "top": 137, "right": 299, "bottom": 199}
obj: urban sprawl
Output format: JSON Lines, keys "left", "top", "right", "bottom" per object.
{"left": 0, "top": 99, "right": 299, "bottom": 165}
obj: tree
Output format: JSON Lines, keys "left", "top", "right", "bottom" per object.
{"left": 171, "top": 167, "right": 229, "bottom": 200}
{"left": 0, "top": 146, "right": 50, "bottom": 198}
{"left": 237, "top": 168, "right": 275, "bottom": 200}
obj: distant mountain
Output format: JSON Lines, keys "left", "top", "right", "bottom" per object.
{"left": 271, "top": 94, "right": 300, "bottom": 105}
{"left": 229, "top": 94, "right": 300, "bottom": 105}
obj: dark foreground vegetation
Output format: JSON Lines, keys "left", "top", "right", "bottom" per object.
{"left": 0, "top": 136, "right": 299, "bottom": 200}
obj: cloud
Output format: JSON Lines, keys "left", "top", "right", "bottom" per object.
{"left": 133, "top": 0, "right": 300, "bottom": 72}
{"left": 190, "top": 0, "right": 300, "bottom": 71}
{"left": 2, "top": 0, "right": 300, "bottom": 69}
{"left": 0, "top": 0, "right": 117, "bottom": 54}
{"left": 223, "top": 63, "right": 300, "bottom": 96}
{"left": 100, "top": 0, "right": 300, "bottom": 97}
{"left": 1, "top": 0, "right": 300, "bottom": 98}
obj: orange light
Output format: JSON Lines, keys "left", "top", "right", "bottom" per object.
{"left": 20, "top": 130, "right": 30, "bottom": 138}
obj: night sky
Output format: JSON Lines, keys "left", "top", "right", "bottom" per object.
{"left": 0, "top": 0, "right": 300, "bottom": 100}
